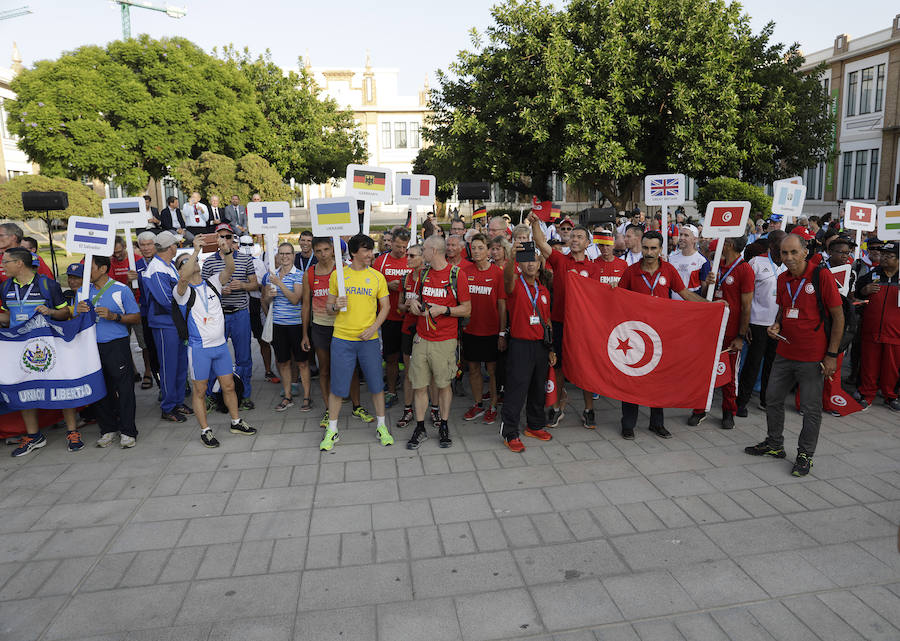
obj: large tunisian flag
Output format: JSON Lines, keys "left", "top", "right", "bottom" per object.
{"left": 563, "top": 277, "right": 729, "bottom": 410}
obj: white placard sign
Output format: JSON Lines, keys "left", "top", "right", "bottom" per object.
{"left": 310, "top": 198, "right": 360, "bottom": 237}
{"left": 644, "top": 173, "right": 686, "bottom": 206}
{"left": 346, "top": 164, "right": 393, "bottom": 202}
{"left": 102, "top": 197, "right": 149, "bottom": 228}
{"left": 843, "top": 201, "right": 877, "bottom": 232}
{"left": 876, "top": 206, "right": 900, "bottom": 241}
{"left": 395, "top": 174, "right": 436, "bottom": 206}
{"left": 701, "top": 201, "right": 752, "bottom": 239}
{"left": 66, "top": 216, "right": 116, "bottom": 256}
{"left": 771, "top": 182, "right": 807, "bottom": 219}
{"left": 247, "top": 201, "right": 291, "bottom": 235}
{"left": 829, "top": 264, "right": 852, "bottom": 297}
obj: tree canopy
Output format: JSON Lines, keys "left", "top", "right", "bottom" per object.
{"left": 173, "top": 151, "right": 292, "bottom": 203}
{"left": 426, "top": 0, "right": 834, "bottom": 208}
{"left": 695, "top": 177, "right": 772, "bottom": 218}
{"left": 0, "top": 174, "right": 103, "bottom": 220}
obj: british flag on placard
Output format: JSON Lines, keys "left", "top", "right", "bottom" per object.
{"left": 650, "top": 178, "right": 678, "bottom": 197}
{"left": 644, "top": 173, "right": 685, "bottom": 205}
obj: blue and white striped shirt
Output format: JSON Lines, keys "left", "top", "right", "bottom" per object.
{"left": 263, "top": 266, "right": 303, "bottom": 326}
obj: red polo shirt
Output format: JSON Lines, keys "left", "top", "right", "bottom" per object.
{"left": 618, "top": 260, "right": 686, "bottom": 298}
{"left": 546, "top": 250, "right": 600, "bottom": 323}
{"left": 595, "top": 257, "right": 627, "bottom": 287}
{"left": 713, "top": 257, "right": 754, "bottom": 339}
{"left": 775, "top": 261, "right": 841, "bottom": 362}
{"left": 463, "top": 263, "right": 506, "bottom": 336}
{"left": 374, "top": 252, "right": 411, "bottom": 322}
{"left": 508, "top": 276, "right": 551, "bottom": 341}
{"left": 416, "top": 264, "right": 471, "bottom": 341}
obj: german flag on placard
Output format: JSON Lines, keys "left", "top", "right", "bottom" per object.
{"left": 550, "top": 204, "right": 561, "bottom": 220}
{"left": 317, "top": 200, "right": 353, "bottom": 225}
{"left": 353, "top": 170, "right": 386, "bottom": 191}
{"left": 473, "top": 207, "right": 487, "bottom": 220}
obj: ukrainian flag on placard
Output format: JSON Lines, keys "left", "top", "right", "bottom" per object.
{"left": 317, "top": 201, "right": 353, "bottom": 225}
{"left": 353, "top": 170, "right": 386, "bottom": 191}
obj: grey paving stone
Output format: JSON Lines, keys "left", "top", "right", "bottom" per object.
{"left": 702, "top": 516, "right": 816, "bottom": 556}
{"left": 596, "top": 477, "right": 665, "bottom": 505}
{"left": 35, "top": 556, "right": 95, "bottom": 597}
{"left": 786, "top": 504, "right": 896, "bottom": 544}
{"left": 671, "top": 613, "right": 731, "bottom": 641}
{"left": 627, "top": 450, "right": 713, "bottom": 475}
{"left": 158, "top": 547, "right": 202, "bottom": 583}
{"left": 109, "top": 519, "right": 187, "bottom": 553}
{"left": 0, "top": 595, "right": 67, "bottom": 641}
{"left": 783, "top": 594, "right": 867, "bottom": 641}
{"left": 407, "top": 524, "right": 443, "bottom": 559}
{"left": 530, "top": 513, "right": 575, "bottom": 544}
{"left": 468, "top": 519, "right": 508, "bottom": 552}
{"left": 271, "top": 537, "right": 307, "bottom": 572}
{"left": 411, "top": 551, "right": 522, "bottom": 598}
{"left": 430, "top": 494, "right": 494, "bottom": 523}
{"left": 500, "top": 515, "right": 541, "bottom": 547}
{"left": 178, "top": 514, "right": 250, "bottom": 547}
{"left": 725, "top": 489, "right": 780, "bottom": 517}
{"left": 816, "top": 590, "right": 899, "bottom": 641}
{"left": 589, "top": 506, "right": 634, "bottom": 536}
{"left": 611, "top": 526, "right": 727, "bottom": 571}
{"left": 647, "top": 471, "right": 717, "bottom": 498}
{"left": 0, "top": 505, "right": 49, "bottom": 534}
{"left": 477, "top": 465, "right": 564, "bottom": 492}
{"left": 119, "top": 549, "right": 169, "bottom": 587}
{"left": 314, "top": 478, "right": 399, "bottom": 507}
{"left": 737, "top": 551, "right": 837, "bottom": 597}
{"left": 309, "top": 504, "right": 371, "bottom": 535}
{"left": 340, "top": 531, "right": 375, "bottom": 566}
{"left": 304, "top": 534, "right": 340, "bottom": 569}
{"left": 79, "top": 552, "right": 134, "bottom": 593}
{"left": 298, "top": 562, "right": 411, "bottom": 610}
{"left": 752, "top": 486, "right": 807, "bottom": 513}
{"left": 195, "top": 542, "right": 240, "bottom": 579}
{"left": 643, "top": 499, "right": 694, "bottom": 529}
{"left": 530, "top": 578, "right": 623, "bottom": 631}
{"left": 488, "top": 489, "right": 554, "bottom": 516}
{"left": 454, "top": 587, "right": 543, "bottom": 640}
{"left": 378, "top": 597, "right": 462, "bottom": 641}
{"left": 207, "top": 614, "right": 293, "bottom": 641}
{"left": 45, "top": 583, "right": 189, "bottom": 640}
{"left": 132, "top": 493, "right": 229, "bottom": 522}
{"left": 710, "top": 607, "right": 778, "bottom": 641}
{"left": 699, "top": 492, "right": 753, "bottom": 521}
{"left": 243, "top": 509, "right": 309, "bottom": 540}
{"left": 34, "top": 525, "right": 119, "bottom": 560}
{"left": 592, "top": 624, "right": 640, "bottom": 641}
{"left": 176, "top": 573, "right": 300, "bottom": 625}
{"left": 670, "top": 559, "right": 767, "bottom": 608}
{"left": 223, "top": 486, "right": 314, "bottom": 515}
{"left": 398, "top": 472, "right": 482, "bottom": 500}
{"left": 617, "top": 502, "right": 665, "bottom": 532}
{"left": 439, "top": 522, "right": 477, "bottom": 555}
{"left": 797, "top": 542, "right": 897, "bottom": 587}
{"left": 603, "top": 570, "right": 697, "bottom": 620}
{"left": 293, "top": 605, "right": 375, "bottom": 641}
{"left": 372, "top": 499, "right": 433, "bottom": 530}
{"left": 553, "top": 459, "right": 641, "bottom": 484}
{"left": 232, "top": 539, "right": 274, "bottom": 576}
{"left": 745, "top": 601, "right": 819, "bottom": 641}
{"left": 514, "top": 539, "right": 627, "bottom": 585}
{"left": 632, "top": 620, "right": 686, "bottom": 641}
{"left": 696, "top": 466, "right": 767, "bottom": 492}
{"left": 0, "top": 529, "right": 54, "bottom": 562}
{"left": 374, "top": 528, "right": 408, "bottom": 563}
{"left": 0, "top": 559, "right": 57, "bottom": 600}
{"left": 850, "top": 586, "right": 900, "bottom": 630}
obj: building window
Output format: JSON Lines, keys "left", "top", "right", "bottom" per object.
{"left": 0, "top": 99, "right": 6, "bottom": 139}
{"left": 840, "top": 152, "right": 853, "bottom": 199}
{"left": 860, "top": 67, "right": 874, "bottom": 114}
{"left": 394, "top": 122, "right": 407, "bottom": 148}
{"left": 162, "top": 177, "right": 185, "bottom": 206}
{"left": 875, "top": 64, "right": 885, "bottom": 112}
{"left": 868, "top": 148, "right": 879, "bottom": 199}
{"left": 846, "top": 71, "right": 858, "bottom": 116}
{"left": 409, "top": 122, "right": 420, "bottom": 148}
{"left": 854, "top": 150, "right": 868, "bottom": 199}
{"left": 381, "top": 122, "right": 391, "bottom": 149}
{"left": 805, "top": 162, "right": 826, "bottom": 201}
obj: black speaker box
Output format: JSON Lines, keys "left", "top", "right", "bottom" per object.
{"left": 22, "top": 191, "right": 69, "bottom": 211}
{"left": 457, "top": 182, "right": 491, "bottom": 200}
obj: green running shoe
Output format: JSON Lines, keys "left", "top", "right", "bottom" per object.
{"left": 319, "top": 410, "right": 329, "bottom": 429}
{"left": 320, "top": 429, "right": 339, "bottom": 451}
{"left": 352, "top": 405, "right": 375, "bottom": 423}
{"left": 376, "top": 425, "right": 394, "bottom": 446}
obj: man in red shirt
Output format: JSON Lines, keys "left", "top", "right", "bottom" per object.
{"left": 374, "top": 227, "right": 412, "bottom": 407}
{"left": 446, "top": 234, "right": 473, "bottom": 271}
{"left": 688, "top": 236, "right": 754, "bottom": 429}
{"left": 499, "top": 239, "right": 555, "bottom": 452}
{"left": 618, "top": 231, "right": 709, "bottom": 439}
{"left": 405, "top": 236, "right": 471, "bottom": 450}
{"left": 462, "top": 234, "right": 507, "bottom": 424}
{"left": 744, "top": 233, "right": 844, "bottom": 477}
{"left": 594, "top": 229, "right": 626, "bottom": 287}
{"left": 530, "top": 213, "right": 602, "bottom": 429}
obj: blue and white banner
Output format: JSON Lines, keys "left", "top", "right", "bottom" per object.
{"left": 0, "top": 312, "right": 106, "bottom": 410}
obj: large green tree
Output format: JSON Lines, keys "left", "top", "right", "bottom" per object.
{"left": 173, "top": 151, "right": 291, "bottom": 203}
{"left": 218, "top": 48, "right": 367, "bottom": 185}
{"left": 427, "top": 0, "right": 834, "bottom": 209}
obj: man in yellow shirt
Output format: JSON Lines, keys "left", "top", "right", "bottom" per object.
{"left": 321, "top": 234, "right": 393, "bottom": 450}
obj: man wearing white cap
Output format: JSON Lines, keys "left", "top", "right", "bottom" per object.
{"left": 668, "top": 224, "right": 711, "bottom": 301}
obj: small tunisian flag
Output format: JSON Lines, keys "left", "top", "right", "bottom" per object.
{"left": 532, "top": 196, "right": 554, "bottom": 223}
{"left": 714, "top": 350, "right": 737, "bottom": 388}
{"left": 545, "top": 367, "right": 557, "bottom": 407}
{"left": 563, "top": 277, "right": 729, "bottom": 410}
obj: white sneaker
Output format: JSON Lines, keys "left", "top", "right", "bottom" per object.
{"left": 96, "top": 432, "right": 117, "bottom": 448}
{"left": 120, "top": 434, "right": 136, "bottom": 448}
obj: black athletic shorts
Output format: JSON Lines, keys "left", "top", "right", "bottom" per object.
{"left": 249, "top": 296, "right": 263, "bottom": 340}
{"left": 381, "top": 319, "right": 403, "bottom": 357}
{"left": 552, "top": 321, "right": 564, "bottom": 369}
{"left": 310, "top": 322, "right": 334, "bottom": 352}
{"left": 401, "top": 331, "right": 414, "bottom": 357}
{"left": 462, "top": 332, "right": 499, "bottom": 363}
{"left": 272, "top": 324, "right": 310, "bottom": 363}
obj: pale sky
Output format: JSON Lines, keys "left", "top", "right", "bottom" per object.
{"left": 2, "top": 0, "right": 898, "bottom": 95}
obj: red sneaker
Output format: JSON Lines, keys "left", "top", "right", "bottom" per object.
{"left": 505, "top": 437, "right": 525, "bottom": 453}
{"left": 265, "top": 371, "right": 281, "bottom": 384}
{"left": 482, "top": 408, "right": 497, "bottom": 424}
{"left": 463, "top": 405, "right": 485, "bottom": 421}
{"left": 524, "top": 428, "right": 553, "bottom": 441}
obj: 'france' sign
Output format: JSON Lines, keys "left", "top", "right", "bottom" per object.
{"left": 247, "top": 201, "right": 291, "bottom": 235}
{"left": 66, "top": 217, "right": 116, "bottom": 255}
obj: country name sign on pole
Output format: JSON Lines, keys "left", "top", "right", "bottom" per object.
{"left": 771, "top": 180, "right": 807, "bottom": 223}
{"left": 310, "top": 197, "right": 359, "bottom": 311}
{"left": 877, "top": 205, "right": 900, "bottom": 241}
{"left": 644, "top": 174, "right": 685, "bottom": 256}
{"left": 843, "top": 201, "right": 877, "bottom": 261}
{"left": 346, "top": 164, "right": 393, "bottom": 236}
{"left": 66, "top": 217, "right": 116, "bottom": 304}
{"left": 102, "top": 197, "right": 149, "bottom": 289}
{"left": 702, "top": 201, "right": 752, "bottom": 301}
{"left": 247, "top": 201, "right": 291, "bottom": 273}
{"left": 395, "top": 173, "right": 436, "bottom": 245}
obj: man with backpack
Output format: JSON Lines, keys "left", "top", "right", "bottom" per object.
{"left": 405, "top": 235, "right": 471, "bottom": 450}
{"left": 744, "top": 233, "right": 844, "bottom": 477}
{"left": 173, "top": 236, "right": 256, "bottom": 448}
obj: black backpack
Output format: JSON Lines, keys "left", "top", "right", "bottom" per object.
{"left": 810, "top": 264, "right": 857, "bottom": 354}
{"left": 171, "top": 280, "right": 221, "bottom": 343}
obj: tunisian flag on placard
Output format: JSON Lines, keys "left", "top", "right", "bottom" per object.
{"left": 563, "top": 277, "right": 730, "bottom": 410}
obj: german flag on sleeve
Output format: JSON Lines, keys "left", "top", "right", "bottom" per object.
{"left": 353, "top": 170, "right": 386, "bottom": 191}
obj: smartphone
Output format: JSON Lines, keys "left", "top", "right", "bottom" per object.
{"left": 516, "top": 241, "right": 536, "bottom": 263}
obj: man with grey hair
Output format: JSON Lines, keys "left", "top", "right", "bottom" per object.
{"left": 487, "top": 216, "right": 508, "bottom": 240}
{"left": 136, "top": 230, "right": 161, "bottom": 389}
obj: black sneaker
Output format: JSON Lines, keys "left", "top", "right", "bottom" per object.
{"left": 582, "top": 409, "right": 596, "bottom": 430}
{"left": 396, "top": 407, "right": 414, "bottom": 429}
{"left": 791, "top": 453, "right": 813, "bottom": 476}
{"left": 430, "top": 407, "right": 440, "bottom": 426}
{"left": 649, "top": 425, "right": 672, "bottom": 439}
{"left": 438, "top": 421, "right": 452, "bottom": 448}
{"left": 161, "top": 410, "right": 186, "bottom": 423}
{"left": 546, "top": 407, "right": 564, "bottom": 428}
{"left": 201, "top": 429, "right": 220, "bottom": 448}
{"left": 229, "top": 419, "right": 257, "bottom": 435}
{"left": 621, "top": 427, "right": 635, "bottom": 440}
{"left": 239, "top": 398, "right": 255, "bottom": 411}
{"left": 743, "top": 441, "right": 786, "bottom": 458}
{"left": 887, "top": 398, "right": 900, "bottom": 412}
{"left": 406, "top": 426, "right": 428, "bottom": 450}
{"left": 858, "top": 397, "right": 870, "bottom": 410}
{"left": 757, "top": 400, "right": 767, "bottom": 411}
{"left": 687, "top": 412, "right": 705, "bottom": 426}
{"left": 721, "top": 412, "right": 735, "bottom": 430}
{"left": 176, "top": 404, "right": 194, "bottom": 416}
{"left": 736, "top": 406, "right": 748, "bottom": 418}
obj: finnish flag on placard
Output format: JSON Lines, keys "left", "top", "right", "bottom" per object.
{"left": 72, "top": 219, "right": 112, "bottom": 247}
{"left": 0, "top": 312, "right": 106, "bottom": 411}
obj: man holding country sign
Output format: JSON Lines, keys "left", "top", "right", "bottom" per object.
{"left": 644, "top": 173, "right": 685, "bottom": 255}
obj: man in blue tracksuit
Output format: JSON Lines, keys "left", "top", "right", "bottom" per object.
{"left": 143, "top": 231, "right": 193, "bottom": 422}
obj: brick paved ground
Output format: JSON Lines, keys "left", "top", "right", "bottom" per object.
{"left": 0, "top": 363, "right": 898, "bottom": 641}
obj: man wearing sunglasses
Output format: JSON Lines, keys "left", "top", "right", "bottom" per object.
{"left": 200, "top": 224, "right": 258, "bottom": 409}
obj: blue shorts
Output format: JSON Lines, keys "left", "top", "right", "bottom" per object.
{"left": 330, "top": 337, "right": 384, "bottom": 398}
{"left": 188, "top": 343, "right": 233, "bottom": 382}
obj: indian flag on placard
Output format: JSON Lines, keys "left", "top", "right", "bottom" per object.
{"left": 353, "top": 170, "right": 386, "bottom": 191}
{"left": 885, "top": 208, "right": 900, "bottom": 231}
{"left": 317, "top": 201, "right": 353, "bottom": 225}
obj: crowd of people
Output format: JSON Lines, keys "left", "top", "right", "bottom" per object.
{"left": 0, "top": 198, "right": 897, "bottom": 478}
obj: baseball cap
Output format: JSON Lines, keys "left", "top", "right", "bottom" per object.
{"left": 790, "top": 226, "right": 815, "bottom": 241}
{"left": 881, "top": 240, "right": 899, "bottom": 255}
{"left": 680, "top": 224, "right": 699, "bottom": 238}
{"left": 66, "top": 263, "right": 84, "bottom": 278}
{"left": 867, "top": 239, "right": 884, "bottom": 250}
{"left": 215, "top": 223, "right": 234, "bottom": 234}
{"left": 557, "top": 217, "right": 574, "bottom": 227}
{"left": 769, "top": 214, "right": 784, "bottom": 223}
{"left": 239, "top": 235, "right": 254, "bottom": 246}
{"left": 833, "top": 233, "right": 857, "bottom": 247}
{"left": 155, "top": 231, "right": 178, "bottom": 249}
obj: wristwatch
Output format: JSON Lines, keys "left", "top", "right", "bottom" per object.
{"left": 443, "top": 306, "right": 452, "bottom": 317}
{"left": 499, "top": 331, "right": 507, "bottom": 337}
{"left": 825, "top": 351, "right": 839, "bottom": 358}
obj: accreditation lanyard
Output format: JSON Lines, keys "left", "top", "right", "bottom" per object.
{"left": 519, "top": 275, "right": 541, "bottom": 325}
{"left": 198, "top": 283, "right": 210, "bottom": 325}
{"left": 90, "top": 279, "right": 116, "bottom": 307}
{"left": 12, "top": 282, "right": 35, "bottom": 321}
{"left": 715, "top": 257, "right": 743, "bottom": 298}
{"left": 297, "top": 254, "right": 313, "bottom": 272}
{"left": 784, "top": 278, "right": 806, "bottom": 319}
{"left": 640, "top": 270, "right": 662, "bottom": 296}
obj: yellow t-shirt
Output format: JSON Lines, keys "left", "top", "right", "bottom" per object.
{"left": 329, "top": 266, "right": 389, "bottom": 341}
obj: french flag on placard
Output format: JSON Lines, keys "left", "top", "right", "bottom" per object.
{"left": 73, "top": 220, "right": 111, "bottom": 246}
{"left": 400, "top": 177, "right": 431, "bottom": 197}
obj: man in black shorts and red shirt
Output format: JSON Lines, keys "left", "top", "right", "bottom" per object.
{"left": 374, "top": 227, "right": 412, "bottom": 408}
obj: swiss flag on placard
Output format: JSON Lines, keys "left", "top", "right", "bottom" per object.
{"left": 850, "top": 205, "right": 872, "bottom": 224}
{"left": 714, "top": 351, "right": 733, "bottom": 388}
{"left": 709, "top": 206, "right": 742, "bottom": 227}
{"left": 844, "top": 201, "right": 877, "bottom": 231}
{"left": 563, "top": 277, "right": 730, "bottom": 410}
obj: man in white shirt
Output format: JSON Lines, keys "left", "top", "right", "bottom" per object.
{"left": 206, "top": 195, "right": 226, "bottom": 230}
{"left": 183, "top": 192, "right": 209, "bottom": 239}
{"left": 736, "top": 230, "right": 787, "bottom": 417}
{"left": 668, "top": 224, "right": 711, "bottom": 300}
{"left": 623, "top": 224, "right": 644, "bottom": 266}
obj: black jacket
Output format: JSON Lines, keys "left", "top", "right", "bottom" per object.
{"left": 159, "top": 206, "right": 185, "bottom": 231}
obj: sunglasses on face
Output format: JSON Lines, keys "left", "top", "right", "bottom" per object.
{"left": 218, "top": 234, "right": 233, "bottom": 240}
